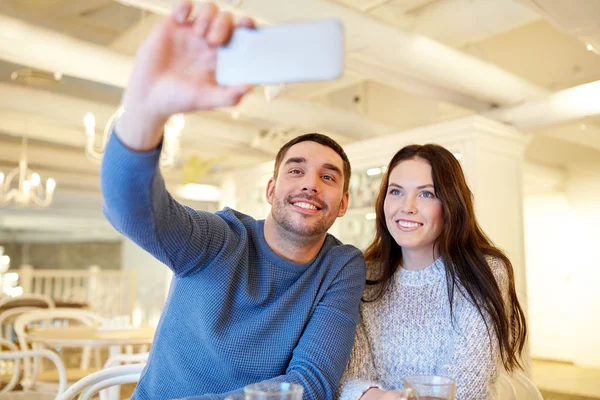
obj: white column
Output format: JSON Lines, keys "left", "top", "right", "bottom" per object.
{"left": 468, "top": 120, "right": 531, "bottom": 300}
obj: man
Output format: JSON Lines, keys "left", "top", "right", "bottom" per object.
{"left": 100, "top": 1, "right": 366, "bottom": 399}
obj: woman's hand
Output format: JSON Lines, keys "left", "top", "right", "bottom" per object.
{"left": 361, "top": 388, "right": 410, "bottom": 400}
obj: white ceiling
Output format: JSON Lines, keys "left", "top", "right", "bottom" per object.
{"left": 0, "top": 0, "right": 599, "bottom": 241}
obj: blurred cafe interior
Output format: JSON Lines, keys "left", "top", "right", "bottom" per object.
{"left": 0, "top": 0, "right": 599, "bottom": 399}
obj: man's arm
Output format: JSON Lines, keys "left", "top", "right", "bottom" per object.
{"left": 100, "top": 1, "right": 254, "bottom": 274}
{"left": 183, "top": 252, "right": 367, "bottom": 400}
{"left": 101, "top": 131, "right": 238, "bottom": 276}
{"left": 252, "top": 252, "right": 366, "bottom": 400}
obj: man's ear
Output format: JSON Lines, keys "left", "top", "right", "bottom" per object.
{"left": 337, "top": 191, "right": 350, "bottom": 217}
{"left": 265, "top": 177, "right": 275, "bottom": 205}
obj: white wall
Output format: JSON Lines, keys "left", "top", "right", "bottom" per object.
{"left": 524, "top": 193, "right": 576, "bottom": 362}
{"left": 566, "top": 162, "right": 600, "bottom": 368}
{"left": 524, "top": 161, "right": 600, "bottom": 368}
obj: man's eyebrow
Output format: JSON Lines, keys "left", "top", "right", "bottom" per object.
{"left": 322, "top": 163, "right": 343, "bottom": 176}
{"left": 284, "top": 157, "right": 306, "bottom": 166}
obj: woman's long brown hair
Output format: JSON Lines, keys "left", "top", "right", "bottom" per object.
{"left": 363, "top": 144, "right": 527, "bottom": 372}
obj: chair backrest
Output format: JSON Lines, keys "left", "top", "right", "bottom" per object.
{"left": 0, "top": 337, "right": 21, "bottom": 393}
{"left": 13, "top": 308, "right": 106, "bottom": 383}
{"left": 496, "top": 372, "right": 517, "bottom": 400}
{"left": 58, "top": 363, "right": 146, "bottom": 400}
{"left": 0, "top": 338, "right": 67, "bottom": 399}
{"left": 0, "top": 294, "right": 55, "bottom": 310}
{"left": 0, "top": 306, "right": 39, "bottom": 340}
{"left": 13, "top": 308, "right": 105, "bottom": 344}
{"left": 510, "top": 370, "right": 544, "bottom": 400}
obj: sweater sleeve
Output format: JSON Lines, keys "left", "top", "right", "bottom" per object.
{"left": 446, "top": 259, "right": 507, "bottom": 400}
{"left": 184, "top": 251, "right": 367, "bottom": 400}
{"left": 101, "top": 131, "right": 235, "bottom": 277}
{"left": 336, "top": 313, "right": 381, "bottom": 400}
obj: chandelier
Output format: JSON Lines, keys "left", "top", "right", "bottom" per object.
{"left": 0, "top": 136, "right": 56, "bottom": 208}
{"left": 83, "top": 107, "right": 185, "bottom": 168}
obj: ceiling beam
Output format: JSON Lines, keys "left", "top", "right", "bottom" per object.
{"left": 346, "top": 56, "right": 487, "bottom": 111}
{"left": 405, "top": 0, "right": 541, "bottom": 47}
{"left": 0, "top": 14, "right": 131, "bottom": 88}
{"left": 485, "top": 80, "right": 600, "bottom": 130}
{"left": 0, "top": 83, "right": 262, "bottom": 146}
{"left": 114, "top": 0, "right": 547, "bottom": 108}
{"left": 109, "top": 13, "right": 163, "bottom": 55}
{"left": 53, "top": 0, "right": 113, "bottom": 18}
{"left": 0, "top": 14, "right": 396, "bottom": 140}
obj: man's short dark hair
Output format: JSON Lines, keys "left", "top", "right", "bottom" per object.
{"left": 273, "top": 133, "right": 351, "bottom": 193}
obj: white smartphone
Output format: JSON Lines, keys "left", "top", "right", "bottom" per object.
{"left": 216, "top": 19, "right": 344, "bottom": 86}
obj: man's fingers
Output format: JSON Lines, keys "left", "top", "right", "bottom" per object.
{"left": 195, "top": 85, "right": 251, "bottom": 109}
{"left": 193, "top": 2, "right": 218, "bottom": 37}
{"left": 172, "top": 0, "right": 193, "bottom": 24}
{"left": 236, "top": 16, "right": 256, "bottom": 29}
{"left": 206, "top": 11, "right": 234, "bottom": 46}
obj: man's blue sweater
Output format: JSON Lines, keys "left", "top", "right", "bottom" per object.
{"left": 100, "top": 133, "right": 366, "bottom": 400}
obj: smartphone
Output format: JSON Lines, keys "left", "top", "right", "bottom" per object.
{"left": 216, "top": 19, "right": 344, "bottom": 86}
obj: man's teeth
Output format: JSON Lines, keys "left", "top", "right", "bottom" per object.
{"left": 294, "top": 202, "right": 318, "bottom": 210}
{"left": 398, "top": 221, "right": 421, "bottom": 228}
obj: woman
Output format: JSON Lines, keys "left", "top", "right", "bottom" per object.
{"left": 338, "top": 144, "right": 527, "bottom": 400}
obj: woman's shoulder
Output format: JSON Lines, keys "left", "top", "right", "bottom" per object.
{"left": 484, "top": 254, "right": 509, "bottom": 286}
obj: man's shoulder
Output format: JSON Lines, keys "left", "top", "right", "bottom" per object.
{"left": 323, "top": 234, "right": 365, "bottom": 266}
{"left": 167, "top": 207, "right": 256, "bottom": 241}
{"left": 324, "top": 232, "right": 360, "bottom": 251}
{"left": 320, "top": 235, "right": 366, "bottom": 290}
{"left": 214, "top": 207, "right": 257, "bottom": 227}
{"left": 215, "top": 207, "right": 257, "bottom": 223}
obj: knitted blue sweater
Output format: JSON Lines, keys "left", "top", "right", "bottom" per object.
{"left": 100, "top": 133, "right": 366, "bottom": 400}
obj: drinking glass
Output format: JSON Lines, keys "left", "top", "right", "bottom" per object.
{"left": 402, "top": 375, "right": 456, "bottom": 400}
{"left": 224, "top": 382, "right": 303, "bottom": 400}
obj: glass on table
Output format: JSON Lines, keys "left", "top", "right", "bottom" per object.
{"left": 224, "top": 382, "right": 303, "bottom": 400}
{"left": 402, "top": 375, "right": 456, "bottom": 400}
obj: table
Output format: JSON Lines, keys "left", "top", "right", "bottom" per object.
{"left": 27, "top": 326, "right": 154, "bottom": 400}
{"left": 27, "top": 326, "right": 155, "bottom": 348}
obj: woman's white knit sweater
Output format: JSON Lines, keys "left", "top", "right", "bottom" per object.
{"left": 338, "top": 256, "right": 508, "bottom": 400}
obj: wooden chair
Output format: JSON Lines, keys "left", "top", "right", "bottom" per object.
{"left": 13, "top": 309, "right": 105, "bottom": 391}
{"left": 0, "top": 338, "right": 66, "bottom": 400}
{"left": 58, "top": 364, "right": 145, "bottom": 400}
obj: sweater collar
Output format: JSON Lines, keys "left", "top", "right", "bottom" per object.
{"left": 398, "top": 257, "right": 445, "bottom": 287}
